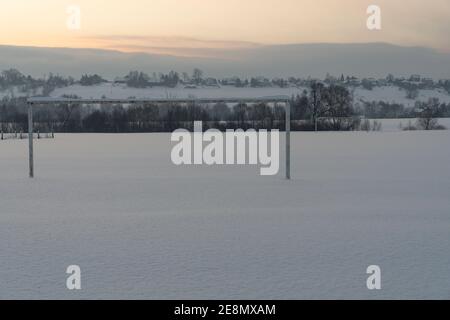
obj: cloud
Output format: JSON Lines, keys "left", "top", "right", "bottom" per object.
{"left": 79, "top": 35, "right": 262, "bottom": 58}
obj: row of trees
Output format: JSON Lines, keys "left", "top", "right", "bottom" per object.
{"left": 1, "top": 83, "right": 448, "bottom": 133}
{"left": 361, "top": 99, "right": 450, "bottom": 119}
{"left": 0, "top": 83, "right": 357, "bottom": 132}
{"left": 0, "top": 69, "right": 75, "bottom": 96}
{"left": 125, "top": 70, "right": 180, "bottom": 88}
{"left": 0, "top": 100, "right": 285, "bottom": 133}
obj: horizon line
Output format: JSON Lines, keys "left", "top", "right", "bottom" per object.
{"left": 0, "top": 41, "right": 446, "bottom": 57}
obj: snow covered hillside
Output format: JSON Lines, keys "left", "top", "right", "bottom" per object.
{"left": 352, "top": 86, "right": 450, "bottom": 107}
{"left": 1, "top": 131, "right": 449, "bottom": 299}
{"left": 49, "top": 83, "right": 450, "bottom": 106}
{"left": 50, "top": 83, "right": 304, "bottom": 100}
{"left": 2, "top": 83, "right": 450, "bottom": 107}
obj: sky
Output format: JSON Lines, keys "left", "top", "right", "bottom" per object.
{"left": 1, "top": 0, "right": 449, "bottom": 56}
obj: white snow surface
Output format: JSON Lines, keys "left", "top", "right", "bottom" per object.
{"left": 48, "top": 83, "right": 450, "bottom": 106}
{"left": 50, "top": 84, "right": 305, "bottom": 100}
{"left": 353, "top": 86, "right": 450, "bottom": 107}
{"left": 1, "top": 131, "right": 450, "bottom": 299}
{"left": 2, "top": 84, "right": 450, "bottom": 106}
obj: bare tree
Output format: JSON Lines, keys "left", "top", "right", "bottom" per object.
{"left": 192, "top": 68, "right": 203, "bottom": 85}
{"left": 309, "top": 82, "right": 325, "bottom": 131}
{"left": 416, "top": 98, "right": 440, "bottom": 130}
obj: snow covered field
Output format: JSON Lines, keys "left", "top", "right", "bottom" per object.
{"left": 1, "top": 131, "right": 450, "bottom": 299}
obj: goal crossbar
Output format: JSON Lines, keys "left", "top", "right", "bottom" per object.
{"left": 26, "top": 96, "right": 291, "bottom": 179}
{"left": 28, "top": 96, "right": 290, "bottom": 105}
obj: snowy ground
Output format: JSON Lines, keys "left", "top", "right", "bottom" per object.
{"left": 48, "top": 84, "right": 450, "bottom": 106}
{"left": 1, "top": 131, "right": 450, "bottom": 299}
{"left": 353, "top": 86, "right": 450, "bottom": 107}
{"left": 50, "top": 83, "right": 305, "bottom": 100}
{"left": 2, "top": 83, "right": 450, "bottom": 107}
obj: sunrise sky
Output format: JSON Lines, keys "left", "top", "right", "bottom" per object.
{"left": 1, "top": 0, "right": 449, "bottom": 56}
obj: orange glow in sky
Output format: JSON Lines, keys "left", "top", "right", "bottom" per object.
{"left": 1, "top": 0, "right": 449, "bottom": 55}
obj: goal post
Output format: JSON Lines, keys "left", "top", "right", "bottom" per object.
{"left": 28, "top": 103, "right": 34, "bottom": 178}
{"left": 27, "top": 96, "right": 292, "bottom": 179}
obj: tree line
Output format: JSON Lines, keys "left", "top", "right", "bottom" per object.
{"left": 1, "top": 83, "right": 449, "bottom": 133}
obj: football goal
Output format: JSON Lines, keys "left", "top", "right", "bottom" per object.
{"left": 26, "top": 96, "right": 292, "bottom": 179}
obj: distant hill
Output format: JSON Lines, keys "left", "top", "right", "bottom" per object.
{"left": 1, "top": 43, "right": 450, "bottom": 79}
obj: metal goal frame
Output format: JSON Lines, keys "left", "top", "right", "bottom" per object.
{"left": 26, "top": 96, "right": 291, "bottom": 179}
